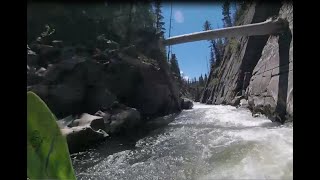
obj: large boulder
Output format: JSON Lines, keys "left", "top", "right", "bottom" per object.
{"left": 108, "top": 108, "right": 141, "bottom": 134}
{"left": 31, "top": 59, "right": 117, "bottom": 118}
{"left": 94, "top": 110, "right": 112, "bottom": 124}
{"left": 230, "top": 96, "right": 243, "bottom": 106}
{"left": 104, "top": 54, "right": 180, "bottom": 117}
{"left": 58, "top": 113, "right": 108, "bottom": 153}
{"left": 239, "top": 99, "right": 249, "bottom": 108}
{"left": 180, "top": 98, "right": 194, "bottom": 110}
{"left": 61, "top": 126, "right": 108, "bottom": 153}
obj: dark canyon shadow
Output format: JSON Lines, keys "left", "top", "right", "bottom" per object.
{"left": 275, "top": 24, "right": 292, "bottom": 123}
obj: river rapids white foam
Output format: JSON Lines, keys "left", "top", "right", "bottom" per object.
{"left": 71, "top": 103, "right": 293, "bottom": 180}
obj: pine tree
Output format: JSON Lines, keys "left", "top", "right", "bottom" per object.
{"left": 222, "top": 0, "right": 232, "bottom": 27}
{"left": 199, "top": 74, "right": 204, "bottom": 87}
{"left": 154, "top": 0, "right": 165, "bottom": 37}
{"left": 203, "top": 20, "right": 217, "bottom": 67}
{"left": 204, "top": 74, "right": 208, "bottom": 84}
{"left": 209, "top": 46, "right": 215, "bottom": 66}
{"left": 169, "top": 54, "right": 181, "bottom": 78}
{"left": 203, "top": 20, "right": 211, "bottom": 32}
{"left": 215, "top": 38, "right": 224, "bottom": 65}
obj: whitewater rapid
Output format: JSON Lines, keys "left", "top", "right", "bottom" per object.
{"left": 71, "top": 103, "right": 293, "bottom": 180}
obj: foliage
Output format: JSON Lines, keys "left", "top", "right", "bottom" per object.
{"left": 228, "top": 37, "right": 241, "bottom": 54}
{"left": 233, "top": 1, "right": 250, "bottom": 25}
{"left": 222, "top": 0, "right": 232, "bottom": 27}
{"left": 27, "top": 2, "right": 157, "bottom": 47}
{"left": 27, "top": 91, "right": 75, "bottom": 180}
{"left": 169, "top": 54, "right": 181, "bottom": 78}
{"left": 154, "top": 0, "right": 165, "bottom": 36}
{"left": 209, "top": 78, "right": 219, "bottom": 87}
{"left": 198, "top": 74, "right": 205, "bottom": 87}
{"left": 204, "top": 74, "right": 208, "bottom": 84}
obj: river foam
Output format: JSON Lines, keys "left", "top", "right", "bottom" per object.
{"left": 72, "top": 103, "right": 293, "bottom": 180}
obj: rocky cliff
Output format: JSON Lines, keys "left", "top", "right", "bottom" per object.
{"left": 200, "top": 2, "right": 293, "bottom": 123}
{"left": 28, "top": 43, "right": 182, "bottom": 119}
{"left": 28, "top": 37, "right": 187, "bottom": 152}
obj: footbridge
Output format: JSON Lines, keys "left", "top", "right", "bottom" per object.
{"left": 163, "top": 18, "right": 288, "bottom": 46}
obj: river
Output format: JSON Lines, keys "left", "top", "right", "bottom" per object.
{"left": 71, "top": 103, "right": 293, "bottom": 180}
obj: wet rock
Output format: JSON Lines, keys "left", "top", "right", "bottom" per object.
{"left": 94, "top": 110, "right": 111, "bottom": 124}
{"left": 35, "top": 67, "right": 46, "bottom": 76}
{"left": 57, "top": 115, "right": 75, "bottom": 129}
{"left": 230, "top": 96, "right": 243, "bottom": 106}
{"left": 180, "top": 98, "right": 194, "bottom": 110}
{"left": 239, "top": 99, "right": 249, "bottom": 108}
{"left": 61, "top": 126, "right": 108, "bottom": 153}
{"left": 58, "top": 113, "right": 109, "bottom": 153}
{"left": 69, "top": 113, "right": 105, "bottom": 131}
{"left": 109, "top": 108, "right": 141, "bottom": 134}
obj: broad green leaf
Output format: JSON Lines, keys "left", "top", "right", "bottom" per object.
{"left": 27, "top": 91, "right": 76, "bottom": 180}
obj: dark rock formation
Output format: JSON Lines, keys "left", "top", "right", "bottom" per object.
{"left": 108, "top": 108, "right": 141, "bottom": 134}
{"left": 181, "top": 98, "right": 194, "bottom": 109}
{"left": 28, "top": 43, "right": 180, "bottom": 119}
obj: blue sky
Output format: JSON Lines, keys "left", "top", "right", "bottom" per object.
{"left": 162, "top": 2, "right": 236, "bottom": 81}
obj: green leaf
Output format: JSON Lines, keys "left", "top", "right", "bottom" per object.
{"left": 27, "top": 91, "right": 76, "bottom": 180}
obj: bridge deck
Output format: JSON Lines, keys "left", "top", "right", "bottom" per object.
{"left": 163, "top": 18, "right": 288, "bottom": 46}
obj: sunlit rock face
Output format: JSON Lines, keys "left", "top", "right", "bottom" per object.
{"left": 201, "top": 2, "right": 293, "bottom": 123}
